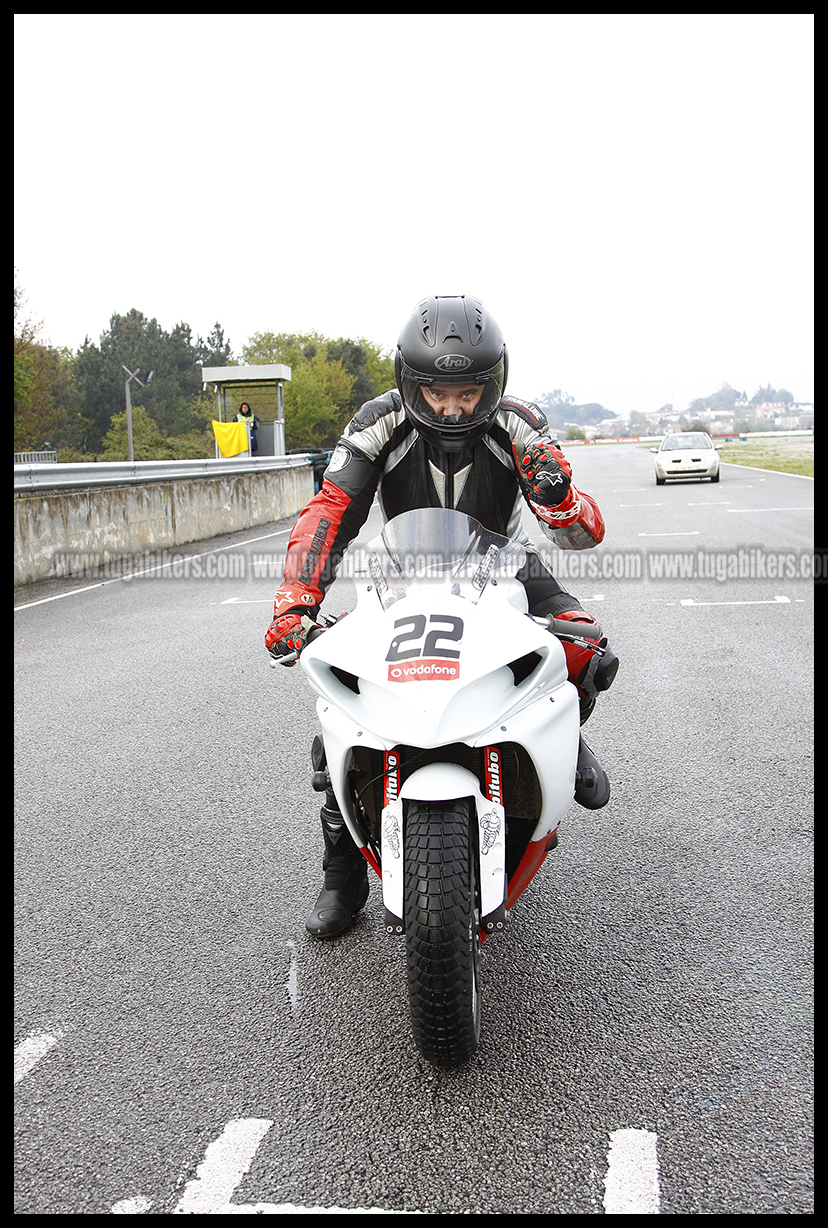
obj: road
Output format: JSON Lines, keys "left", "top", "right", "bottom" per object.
{"left": 14, "top": 444, "right": 813, "bottom": 1214}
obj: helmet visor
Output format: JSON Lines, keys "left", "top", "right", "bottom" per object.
{"left": 399, "top": 355, "right": 506, "bottom": 443}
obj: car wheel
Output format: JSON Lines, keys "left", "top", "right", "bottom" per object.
{"left": 711, "top": 471, "right": 720, "bottom": 483}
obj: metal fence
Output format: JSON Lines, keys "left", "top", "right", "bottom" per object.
{"left": 14, "top": 450, "right": 58, "bottom": 465}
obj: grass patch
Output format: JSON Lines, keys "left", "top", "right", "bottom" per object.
{"left": 716, "top": 438, "right": 813, "bottom": 478}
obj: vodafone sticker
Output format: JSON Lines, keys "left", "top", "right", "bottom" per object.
{"left": 387, "top": 659, "right": 460, "bottom": 683}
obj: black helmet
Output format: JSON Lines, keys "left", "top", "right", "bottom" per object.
{"left": 395, "top": 295, "right": 508, "bottom": 452}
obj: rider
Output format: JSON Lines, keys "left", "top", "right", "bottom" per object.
{"left": 265, "top": 295, "right": 619, "bottom": 938}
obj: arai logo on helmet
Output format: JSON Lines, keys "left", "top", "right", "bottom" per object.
{"left": 434, "top": 354, "right": 472, "bottom": 372}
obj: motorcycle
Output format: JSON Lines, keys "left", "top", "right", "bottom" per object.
{"left": 280, "top": 506, "right": 597, "bottom": 1067}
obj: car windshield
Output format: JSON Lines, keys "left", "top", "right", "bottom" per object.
{"left": 661, "top": 433, "right": 711, "bottom": 451}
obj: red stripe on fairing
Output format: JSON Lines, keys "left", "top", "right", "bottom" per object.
{"left": 506, "top": 830, "right": 558, "bottom": 909}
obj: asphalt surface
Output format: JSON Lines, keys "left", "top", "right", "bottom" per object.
{"left": 14, "top": 443, "right": 813, "bottom": 1214}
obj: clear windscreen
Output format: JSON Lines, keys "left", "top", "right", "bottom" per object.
{"left": 368, "top": 507, "right": 525, "bottom": 607}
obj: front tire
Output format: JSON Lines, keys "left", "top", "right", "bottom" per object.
{"left": 404, "top": 798, "right": 481, "bottom": 1067}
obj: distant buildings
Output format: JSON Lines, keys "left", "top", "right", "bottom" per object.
{"left": 577, "top": 401, "right": 814, "bottom": 438}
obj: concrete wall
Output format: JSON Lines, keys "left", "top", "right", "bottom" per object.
{"left": 14, "top": 465, "right": 314, "bottom": 587}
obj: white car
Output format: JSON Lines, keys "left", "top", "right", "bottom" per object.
{"left": 652, "top": 432, "right": 721, "bottom": 485}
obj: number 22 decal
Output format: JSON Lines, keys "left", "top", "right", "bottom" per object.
{"left": 386, "top": 614, "right": 464, "bottom": 662}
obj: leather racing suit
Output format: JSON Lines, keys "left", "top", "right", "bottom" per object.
{"left": 269, "top": 390, "right": 611, "bottom": 706}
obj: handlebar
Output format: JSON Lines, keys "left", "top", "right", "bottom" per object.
{"left": 540, "top": 615, "right": 606, "bottom": 652}
{"left": 268, "top": 614, "right": 340, "bottom": 668}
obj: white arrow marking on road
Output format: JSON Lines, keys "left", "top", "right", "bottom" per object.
{"left": 14, "top": 1029, "right": 63, "bottom": 1084}
{"left": 603, "top": 1128, "right": 660, "bottom": 1215}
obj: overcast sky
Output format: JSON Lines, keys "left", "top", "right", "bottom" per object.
{"left": 15, "top": 13, "right": 813, "bottom": 418}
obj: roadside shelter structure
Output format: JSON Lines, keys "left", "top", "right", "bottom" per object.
{"left": 201, "top": 364, "right": 292, "bottom": 455}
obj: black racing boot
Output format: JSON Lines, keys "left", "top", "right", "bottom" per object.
{"left": 305, "top": 804, "right": 370, "bottom": 939}
{"left": 574, "top": 735, "right": 611, "bottom": 809}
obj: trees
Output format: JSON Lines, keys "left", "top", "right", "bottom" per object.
{"left": 73, "top": 309, "right": 233, "bottom": 453}
{"left": 536, "top": 389, "right": 616, "bottom": 431}
{"left": 686, "top": 382, "right": 797, "bottom": 430}
{"left": 749, "top": 383, "right": 794, "bottom": 407}
{"left": 687, "top": 383, "right": 741, "bottom": 420}
{"left": 14, "top": 273, "right": 86, "bottom": 453}
{"left": 13, "top": 276, "right": 396, "bottom": 457}
{"left": 241, "top": 330, "right": 395, "bottom": 449}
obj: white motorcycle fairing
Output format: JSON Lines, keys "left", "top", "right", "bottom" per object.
{"left": 299, "top": 507, "right": 581, "bottom": 934}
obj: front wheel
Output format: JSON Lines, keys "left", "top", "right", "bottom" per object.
{"left": 404, "top": 798, "right": 481, "bottom": 1067}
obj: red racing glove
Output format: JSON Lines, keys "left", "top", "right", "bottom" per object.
{"left": 265, "top": 580, "right": 319, "bottom": 663}
{"left": 517, "top": 441, "right": 572, "bottom": 507}
{"left": 265, "top": 611, "right": 321, "bottom": 664}
{"left": 514, "top": 440, "right": 604, "bottom": 544}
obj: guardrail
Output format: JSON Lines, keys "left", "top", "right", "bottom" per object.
{"left": 13, "top": 453, "right": 313, "bottom": 494}
{"left": 14, "top": 453, "right": 317, "bottom": 587}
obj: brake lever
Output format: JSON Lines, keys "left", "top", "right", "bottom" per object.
{"left": 269, "top": 651, "right": 298, "bottom": 668}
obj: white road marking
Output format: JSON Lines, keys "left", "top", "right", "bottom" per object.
{"left": 14, "top": 529, "right": 292, "bottom": 610}
{"left": 174, "top": 1117, "right": 274, "bottom": 1214}
{"left": 15, "top": 582, "right": 109, "bottom": 609}
{"left": 14, "top": 1029, "right": 63, "bottom": 1084}
{"left": 111, "top": 1196, "right": 153, "bottom": 1213}
{"left": 638, "top": 531, "right": 700, "bottom": 537}
{"left": 727, "top": 506, "right": 812, "bottom": 513}
{"left": 721, "top": 464, "right": 812, "bottom": 481}
{"left": 173, "top": 1118, "right": 419, "bottom": 1214}
{"left": 603, "top": 1128, "right": 660, "bottom": 1215}
{"left": 681, "top": 595, "right": 791, "bottom": 607}
{"left": 285, "top": 940, "right": 299, "bottom": 1015}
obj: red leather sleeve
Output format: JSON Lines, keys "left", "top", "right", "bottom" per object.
{"left": 528, "top": 485, "right": 605, "bottom": 547}
{"left": 282, "top": 478, "right": 353, "bottom": 607}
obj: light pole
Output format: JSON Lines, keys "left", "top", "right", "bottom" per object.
{"left": 121, "top": 365, "right": 154, "bottom": 462}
